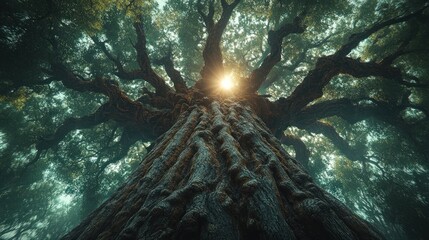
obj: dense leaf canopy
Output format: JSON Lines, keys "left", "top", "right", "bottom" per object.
{"left": 1, "top": 0, "right": 428, "bottom": 239}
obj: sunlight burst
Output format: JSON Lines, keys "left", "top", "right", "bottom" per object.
{"left": 220, "top": 74, "right": 235, "bottom": 90}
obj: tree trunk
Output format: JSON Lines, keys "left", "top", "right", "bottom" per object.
{"left": 62, "top": 101, "right": 383, "bottom": 240}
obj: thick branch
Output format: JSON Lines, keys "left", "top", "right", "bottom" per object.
{"left": 293, "top": 98, "right": 427, "bottom": 137}
{"left": 248, "top": 16, "right": 306, "bottom": 92}
{"left": 50, "top": 59, "right": 177, "bottom": 124}
{"left": 380, "top": 24, "right": 419, "bottom": 65}
{"left": 48, "top": 62, "right": 173, "bottom": 124}
{"left": 280, "top": 133, "right": 310, "bottom": 167}
{"left": 36, "top": 104, "right": 111, "bottom": 151}
{"left": 280, "top": 5, "right": 427, "bottom": 113}
{"left": 292, "top": 98, "right": 394, "bottom": 126}
{"left": 0, "top": 77, "right": 55, "bottom": 95}
{"left": 304, "top": 121, "right": 365, "bottom": 162}
{"left": 280, "top": 49, "right": 427, "bottom": 115}
{"left": 341, "top": 57, "right": 429, "bottom": 89}
{"left": 197, "top": 0, "right": 215, "bottom": 30}
{"left": 154, "top": 52, "right": 188, "bottom": 93}
{"left": 87, "top": 23, "right": 174, "bottom": 96}
{"left": 282, "top": 52, "right": 428, "bottom": 116}
{"left": 45, "top": 38, "right": 124, "bottom": 95}
{"left": 197, "top": 0, "right": 241, "bottom": 89}
{"left": 290, "top": 98, "right": 428, "bottom": 162}
{"left": 36, "top": 99, "right": 172, "bottom": 152}
{"left": 91, "top": 37, "right": 142, "bottom": 80}
{"left": 36, "top": 83, "right": 175, "bottom": 152}
{"left": 96, "top": 127, "right": 140, "bottom": 177}
{"left": 49, "top": 62, "right": 125, "bottom": 97}
{"left": 133, "top": 21, "right": 171, "bottom": 96}
{"left": 278, "top": 55, "right": 345, "bottom": 114}
{"left": 259, "top": 35, "right": 332, "bottom": 92}
{"left": 91, "top": 37, "right": 122, "bottom": 70}
{"left": 336, "top": 5, "right": 428, "bottom": 57}
{"left": 218, "top": 0, "right": 241, "bottom": 36}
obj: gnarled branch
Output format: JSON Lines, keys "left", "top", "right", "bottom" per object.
{"left": 292, "top": 98, "right": 399, "bottom": 126}
{"left": 36, "top": 98, "right": 173, "bottom": 153}
{"left": 248, "top": 15, "right": 306, "bottom": 92}
{"left": 153, "top": 50, "right": 188, "bottom": 93}
{"left": 197, "top": 0, "right": 215, "bottom": 30}
{"left": 289, "top": 98, "right": 428, "bottom": 162}
{"left": 280, "top": 5, "right": 428, "bottom": 114}
{"left": 36, "top": 103, "right": 111, "bottom": 151}
{"left": 0, "top": 76, "right": 56, "bottom": 95}
{"left": 293, "top": 98, "right": 427, "bottom": 157}
{"left": 280, "top": 133, "right": 310, "bottom": 167}
{"left": 259, "top": 34, "right": 332, "bottom": 93}
{"left": 336, "top": 5, "right": 428, "bottom": 57}
{"left": 96, "top": 127, "right": 140, "bottom": 177}
{"left": 196, "top": 0, "right": 241, "bottom": 90}
{"left": 304, "top": 121, "right": 365, "bottom": 162}
{"left": 133, "top": 20, "right": 171, "bottom": 96}
{"left": 91, "top": 37, "right": 143, "bottom": 81}
{"left": 49, "top": 62, "right": 124, "bottom": 97}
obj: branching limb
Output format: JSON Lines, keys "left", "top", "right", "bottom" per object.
{"left": 280, "top": 52, "right": 427, "bottom": 117}
{"left": 49, "top": 60, "right": 176, "bottom": 125}
{"left": 290, "top": 97, "right": 428, "bottom": 160}
{"left": 133, "top": 20, "right": 171, "bottom": 95}
{"left": 91, "top": 37, "right": 122, "bottom": 71}
{"left": 94, "top": 33, "right": 176, "bottom": 87}
{"left": 36, "top": 60, "right": 176, "bottom": 152}
{"left": 0, "top": 77, "right": 56, "bottom": 95}
{"left": 330, "top": 57, "right": 428, "bottom": 88}
{"left": 197, "top": 0, "right": 215, "bottom": 30}
{"left": 247, "top": 15, "right": 306, "bottom": 92}
{"left": 380, "top": 24, "right": 419, "bottom": 65}
{"left": 304, "top": 121, "right": 365, "bottom": 162}
{"left": 284, "top": 97, "right": 428, "bottom": 164}
{"left": 153, "top": 49, "right": 188, "bottom": 93}
{"left": 259, "top": 35, "right": 332, "bottom": 92}
{"left": 21, "top": 150, "right": 44, "bottom": 171}
{"left": 279, "top": 5, "right": 428, "bottom": 114}
{"left": 294, "top": 98, "right": 428, "bottom": 127}
{"left": 336, "top": 5, "right": 428, "bottom": 57}
{"left": 91, "top": 37, "right": 143, "bottom": 80}
{"left": 46, "top": 36, "right": 137, "bottom": 98}
{"left": 36, "top": 96, "right": 173, "bottom": 153}
{"left": 35, "top": 104, "right": 111, "bottom": 151}
{"left": 292, "top": 98, "right": 393, "bottom": 126}
{"left": 47, "top": 36, "right": 106, "bottom": 94}
{"left": 280, "top": 133, "right": 310, "bottom": 167}
{"left": 96, "top": 127, "right": 140, "bottom": 177}
{"left": 218, "top": 0, "right": 241, "bottom": 34}
{"left": 196, "top": 0, "right": 241, "bottom": 89}
{"left": 48, "top": 62, "right": 125, "bottom": 97}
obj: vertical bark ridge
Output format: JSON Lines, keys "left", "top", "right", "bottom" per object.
{"left": 62, "top": 102, "right": 384, "bottom": 240}
{"left": 233, "top": 104, "right": 381, "bottom": 240}
{"left": 228, "top": 105, "right": 297, "bottom": 239}
{"left": 120, "top": 108, "right": 211, "bottom": 239}
{"left": 62, "top": 108, "right": 201, "bottom": 240}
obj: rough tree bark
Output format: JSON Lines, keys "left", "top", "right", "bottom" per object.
{"left": 62, "top": 101, "right": 382, "bottom": 240}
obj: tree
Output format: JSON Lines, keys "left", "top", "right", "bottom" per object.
{"left": 1, "top": 0, "right": 429, "bottom": 239}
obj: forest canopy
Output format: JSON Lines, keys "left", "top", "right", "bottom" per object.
{"left": 1, "top": 0, "right": 429, "bottom": 239}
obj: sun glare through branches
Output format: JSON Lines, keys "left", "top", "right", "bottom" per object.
{"left": 219, "top": 73, "right": 236, "bottom": 91}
